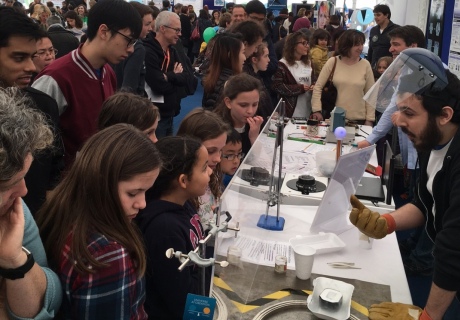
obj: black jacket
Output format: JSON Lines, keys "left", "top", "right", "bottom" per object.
{"left": 113, "top": 40, "right": 146, "bottom": 96}
{"left": 367, "top": 21, "right": 399, "bottom": 67}
{"left": 135, "top": 200, "right": 206, "bottom": 320}
{"left": 202, "top": 67, "right": 234, "bottom": 111}
{"left": 412, "top": 128, "right": 460, "bottom": 298}
{"left": 47, "top": 24, "right": 80, "bottom": 59}
{"left": 144, "top": 32, "right": 189, "bottom": 117}
{"left": 23, "top": 87, "right": 64, "bottom": 215}
{"left": 179, "top": 13, "right": 192, "bottom": 48}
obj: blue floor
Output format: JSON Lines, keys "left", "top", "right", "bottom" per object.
{"left": 175, "top": 83, "right": 431, "bottom": 308}
{"left": 173, "top": 79, "right": 204, "bottom": 134}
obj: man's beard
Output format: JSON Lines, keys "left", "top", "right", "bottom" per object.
{"left": 401, "top": 116, "right": 442, "bottom": 153}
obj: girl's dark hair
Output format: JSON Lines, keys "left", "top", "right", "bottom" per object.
{"left": 98, "top": 91, "right": 159, "bottom": 131}
{"left": 177, "top": 109, "right": 231, "bottom": 201}
{"left": 148, "top": 136, "right": 202, "bottom": 199}
{"left": 203, "top": 33, "right": 243, "bottom": 93}
{"left": 226, "top": 127, "right": 243, "bottom": 145}
{"left": 337, "top": 29, "right": 365, "bottom": 57}
{"left": 310, "top": 28, "right": 330, "bottom": 46}
{"left": 198, "top": 9, "right": 208, "bottom": 19}
{"left": 329, "top": 14, "right": 340, "bottom": 26}
{"left": 283, "top": 31, "right": 310, "bottom": 66}
{"left": 37, "top": 124, "right": 162, "bottom": 276}
{"left": 64, "top": 10, "right": 83, "bottom": 29}
{"left": 177, "top": 108, "right": 231, "bottom": 144}
{"left": 230, "top": 20, "right": 265, "bottom": 46}
{"left": 214, "top": 73, "right": 262, "bottom": 126}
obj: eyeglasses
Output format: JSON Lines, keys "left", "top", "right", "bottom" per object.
{"left": 163, "top": 25, "right": 182, "bottom": 34}
{"left": 296, "top": 41, "right": 309, "bottom": 46}
{"left": 33, "top": 48, "right": 58, "bottom": 59}
{"left": 221, "top": 152, "right": 245, "bottom": 161}
{"left": 113, "top": 30, "right": 137, "bottom": 48}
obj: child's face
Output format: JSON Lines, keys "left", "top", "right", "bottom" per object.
{"left": 224, "top": 89, "right": 259, "bottom": 127}
{"left": 318, "top": 38, "right": 328, "bottom": 48}
{"left": 220, "top": 142, "right": 243, "bottom": 176}
{"left": 377, "top": 62, "right": 389, "bottom": 74}
{"left": 253, "top": 48, "right": 270, "bottom": 72}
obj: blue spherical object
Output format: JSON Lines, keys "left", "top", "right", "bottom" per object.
{"left": 334, "top": 127, "right": 347, "bottom": 139}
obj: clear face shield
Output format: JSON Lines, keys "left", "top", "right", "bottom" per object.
{"left": 363, "top": 50, "right": 448, "bottom": 113}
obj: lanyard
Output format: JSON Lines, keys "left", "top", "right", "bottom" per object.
{"left": 161, "top": 48, "right": 170, "bottom": 72}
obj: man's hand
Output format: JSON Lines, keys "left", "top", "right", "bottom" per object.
{"left": 247, "top": 116, "right": 264, "bottom": 144}
{"left": 369, "top": 302, "right": 424, "bottom": 320}
{"left": 173, "top": 62, "right": 183, "bottom": 74}
{"left": 357, "top": 140, "right": 371, "bottom": 149}
{"left": 349, "top": 195, "right": 395, "bottom": 239}
{"left": 0, "top": 197, "right": 26, "bottom": 268}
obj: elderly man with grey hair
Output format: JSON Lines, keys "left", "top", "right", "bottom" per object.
{"left": 0, "top": 87, "right": 62, "bottom": 319}
{"left": 144, "top": 11, "right": 190, "bottom": 137}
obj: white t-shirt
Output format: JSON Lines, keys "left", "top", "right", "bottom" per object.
{"left": 427, "top": 139, "right": 452, "bottom": 217}
{"left": 280, "top": 58, "right": 312, "bottom": 118}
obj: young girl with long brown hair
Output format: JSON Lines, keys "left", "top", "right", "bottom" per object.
{"left": 37, "top": 124, "right": 162, "bottom": 319}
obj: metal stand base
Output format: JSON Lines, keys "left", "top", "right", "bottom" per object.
{"left": 257, "top": 215, "right": 285, "bottom": 231}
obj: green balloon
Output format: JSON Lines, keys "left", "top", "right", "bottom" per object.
{"left": 203, "top": 27, "right": 216, "bottom": 44}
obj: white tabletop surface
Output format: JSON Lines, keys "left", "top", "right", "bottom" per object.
{"left": 217, "top": 190, "right": 412, "bottom": 304}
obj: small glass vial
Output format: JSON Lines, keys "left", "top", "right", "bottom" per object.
{"left": 227, "top": 246, "right": 242, "bottom": 265}
{"left": 274, "top": 255, "right": 287, "bottom": 274}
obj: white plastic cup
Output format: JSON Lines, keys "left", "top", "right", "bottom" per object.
{"left": 227, "top": 246, "right": 242, "bottom": 265}
{"left": 359, "top": 232, "right": 374, "bottom": 249}
{"left": 292, "top": 245, "right": 316, "bottom": 280}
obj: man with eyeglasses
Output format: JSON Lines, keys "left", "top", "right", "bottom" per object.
{"left": 33, "top": 0, "right": 142, "bottom": 169}
{"left": 0, "top": 8, "right": 64, "bottom": 216}
{"left": 144, "top": 11, "right": 190, "bottom": 138}
{"left": 31, "top": 34, "right": 57, "bottom": 82}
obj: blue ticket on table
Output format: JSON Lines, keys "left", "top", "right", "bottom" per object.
{"left": 183, "top": 293, "right": 216, "bottom": 320}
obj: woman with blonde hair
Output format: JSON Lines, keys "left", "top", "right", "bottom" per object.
{"left": 31, "top": 4, "right": 51, "bottom": 30}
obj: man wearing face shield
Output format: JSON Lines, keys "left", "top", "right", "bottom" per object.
{"left": 350, "top": 48, "right": 460, "bottom": 320}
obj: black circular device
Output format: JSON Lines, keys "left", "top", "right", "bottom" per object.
{"left": 239, "top": 167, "right": 271, "bottom": 186}
{"left": 286, "top": 175, "right": 327, "bottom": 195}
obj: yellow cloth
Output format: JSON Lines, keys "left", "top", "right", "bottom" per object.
{"left": 369, "top": 302, "right": 422, "bottom": 320}
{"left": 200, "top": 42, "right": 207, "bottom": 53}
{"left": 309, "top": 45, "right": 329, "bottom": 77}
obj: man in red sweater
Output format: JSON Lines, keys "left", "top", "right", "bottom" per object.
{"left": 33, "top": 0, "right": 142, "bottom": 168}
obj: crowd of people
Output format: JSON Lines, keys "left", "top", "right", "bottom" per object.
{"left": 0, "top": 0, "right": 460, "bottom": 319}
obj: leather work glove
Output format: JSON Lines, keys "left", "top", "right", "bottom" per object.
{"left": 369, "top": 302, "right": 432, "bottom": 320}
{"left": 349, "top": 195, "right": 396, "bottom": 239}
